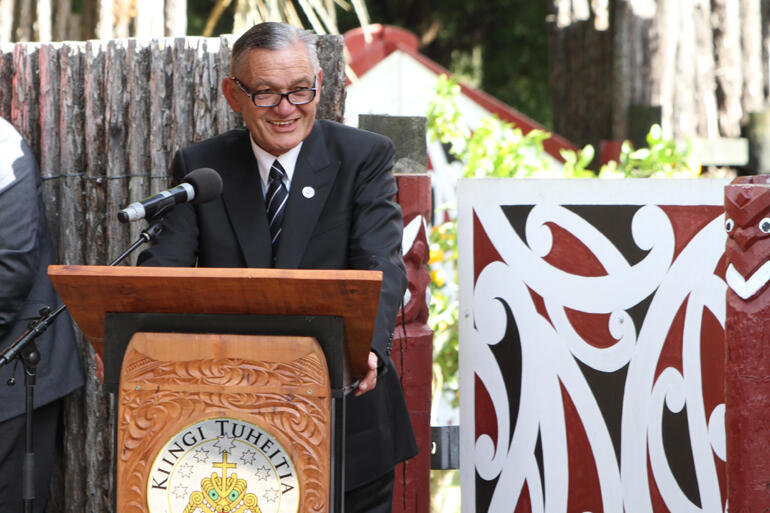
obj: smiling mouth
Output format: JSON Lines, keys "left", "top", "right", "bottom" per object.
{"left": 269, "top": 119, "right": 295, "bottom": 126}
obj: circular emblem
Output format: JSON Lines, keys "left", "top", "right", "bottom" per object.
{"left": 147, "top": 418, "right": 299, "bottom": 513}
{"left": 302, "top": 186, "right": 315, "bottom": 199}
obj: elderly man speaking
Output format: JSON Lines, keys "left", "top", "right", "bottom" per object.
{"left": 138, "top": 21, "right": 418, "bottom": 513}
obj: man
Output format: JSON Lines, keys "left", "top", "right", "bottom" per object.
{"left": 138, "top": 22, "right": 417, "bottom": 512}
{"left": 0, "top": 117, "right": 85, "bottom": 512}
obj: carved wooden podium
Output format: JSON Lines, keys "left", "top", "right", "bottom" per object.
{"left": 48, "top": 265, "right": 382, "bottom": 513}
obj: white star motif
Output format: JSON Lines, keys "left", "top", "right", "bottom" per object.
{"left": 193, "top": 447, "right": 210, "bottom": 464}
{"left": 255, "top": 465, "right": 271, "bottom": 481}
{"left": 240, "top": 449, "right": 257, "bottom": 465}
{"left": 173, "top": 483, "right": 188, "bottom": 500}
{"left": 178, "top": 461, "right": 195, "bottom": 479}
{"left": 263, "top": 487, "right": 279, "bottom": 503}
{"left": 213, "top": 435, "right": 237, "bottom": 454}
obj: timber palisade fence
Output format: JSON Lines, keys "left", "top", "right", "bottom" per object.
{"left": 0, "top": 35, "right": 350, "bottom": 512}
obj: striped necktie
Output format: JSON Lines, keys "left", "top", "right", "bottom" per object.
{"left": 266, "top": 159, "right": 288, "bottom": 260}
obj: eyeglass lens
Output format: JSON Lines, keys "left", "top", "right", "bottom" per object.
{"left": 253, "top": 90, "right": 315, "bottom": 107}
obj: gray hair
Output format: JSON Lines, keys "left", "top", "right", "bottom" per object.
{"left": 231, "top": 22, "right": 320, "bottom": 76}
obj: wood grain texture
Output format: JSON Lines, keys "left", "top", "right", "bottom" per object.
{"left": 0, "top": 43, "right": 12, "bottom": 119}
{"left": 49, "top": 265, "right": 381, "bottom": 378}
{"left": 59, "top": 42, "right": 86, "bottom": 266}
{"left": 117, "top": 332, "right": 330, "bottom": 513}
{"left": 126, "top": 39, "right": 151, "bottom": 252}
{"left": 105, "top": 39, "right": 129, "bottom": 262}
{"left": 84, "top": 39, "right": 108, "bottom": 266}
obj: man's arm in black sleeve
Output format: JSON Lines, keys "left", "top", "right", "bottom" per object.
{"left": 0, "top": 124, "right": 42, "bottom": 340}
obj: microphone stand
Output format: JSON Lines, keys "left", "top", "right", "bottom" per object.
{"left": 0, "top": 222, "right": 162, "bottom": 513}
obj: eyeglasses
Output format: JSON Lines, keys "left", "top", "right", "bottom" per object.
{"left": 231, "top": 77, "right": 317, "bottom": 108}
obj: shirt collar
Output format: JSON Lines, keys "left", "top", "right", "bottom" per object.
{"left": 250, "top": 135, "right": 303, "bottom": 193}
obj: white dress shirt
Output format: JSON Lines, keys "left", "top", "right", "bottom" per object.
{"left": 249, "top": 136, "right": 303, "bottom": 198}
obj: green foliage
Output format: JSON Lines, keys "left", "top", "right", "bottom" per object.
{"left": 427, "top": 76, "right": 555, "bottom": 180}
{"left": 426, "top": 75, "right": 695, "bottom": 408}
{"left": 187, "top": 0, "right": 234, "bottom": 36}
{"left": 428, "top": 216, "right": 459, "bottom": 404}
{"left": 602, "top": 125, "right": 694, "bottom": 178}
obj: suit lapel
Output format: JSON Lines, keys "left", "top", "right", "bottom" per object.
{"left": 275, "top": 123, "right": 339, "bottom": 268}
{"left": 221, "top": 130, "right": 272, "bottom": 268}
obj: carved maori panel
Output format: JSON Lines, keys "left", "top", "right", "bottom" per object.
{"left": 117, "top": 332, "right": 331, "bottom": 513}
{"left": 459, "top": 179, "right": 730, "bottom": 513}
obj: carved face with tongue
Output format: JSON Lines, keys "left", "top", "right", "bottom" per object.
{"left": 724, "top": 182, "right": 770, "bottom": 300}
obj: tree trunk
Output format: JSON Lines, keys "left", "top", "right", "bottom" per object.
{"left": 134, "top": 0, "right": 166, "bottom": 38}
{"left": 0, "top": 0, "right": 189, "bottom": 42}
{"left": 763, "top": 0, "right": 770, "bottom": 101}
{"left": 53, "top": 0, "right": 70, "bottom": 40}
{"left": 545, "top": 0, "right": 614, "bottom": 151}
{"left": 0, "top": 0, "right": 12, "bottom": 41}
{"left": 713, "top": 0, "right": 744, "bottom": 137}
{"left": 547, "top": 0, "right": 768, "bottom": 148}
{"left": 741, "top": 0, "right": 764, "bottom": 118}
{"left": 165, "top": 0, "right": 187, "bottom": 36}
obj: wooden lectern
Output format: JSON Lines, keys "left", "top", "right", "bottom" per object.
{"left": 48, "top": 265, "right": 382, "bottom": 513}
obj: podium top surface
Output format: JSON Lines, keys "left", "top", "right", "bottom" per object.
{"left": 48, "top": 265, "right": 382, "bottom": 376}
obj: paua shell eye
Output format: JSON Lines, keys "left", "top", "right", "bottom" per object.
{"left": 725, "top": 218, "right": 734, "bottom": 232}
{"left": 759, "top": 218, "right": 770, "bottom": 234}
{"left": 209, "top": 489, "right": 219, "bottom": 501}
{"left": 229, "top": 490, "right": 240, "bottom": 501}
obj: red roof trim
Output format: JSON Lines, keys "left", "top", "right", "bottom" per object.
{"left": 344, "top": 26, "right": 579, "bottom": 162}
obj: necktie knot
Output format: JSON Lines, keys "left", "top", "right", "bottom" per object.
{"left": 270, "top": 161, "right": 286, "bottom": 182}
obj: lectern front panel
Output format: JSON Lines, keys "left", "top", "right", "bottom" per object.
{"left": 116, "top": 332, "right": 331, "bottom": 513}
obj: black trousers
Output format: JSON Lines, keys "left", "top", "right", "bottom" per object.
{"left": 345, "top": 468, "right": 395, "bottom": 513}
{"left": 0, "top": 399, "right": 60, "bottom": 513}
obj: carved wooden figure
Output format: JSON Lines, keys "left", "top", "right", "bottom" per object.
{"left": 724, "top": 179, "right": 770, "bottom": 512}
{"left": 391, "top": 173, "right": 432, "bottom": 513}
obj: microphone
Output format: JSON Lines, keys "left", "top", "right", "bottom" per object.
{"left": 117, "top": 168, "right": 223, "bottom": 223}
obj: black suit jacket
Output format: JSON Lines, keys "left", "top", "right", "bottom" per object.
{"left": 138, "top": 120, "right": 417, "bottom": 488}
{"left": 0, "top": 118, "right": 84, "bottom": 422}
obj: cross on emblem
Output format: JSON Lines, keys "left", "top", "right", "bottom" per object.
{"left": 213, "top": 452, "right": 237, "bottom": 478}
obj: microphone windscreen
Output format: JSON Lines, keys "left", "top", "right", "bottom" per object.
{"left": 183, "top": 168, "right": 223, "bottom": 204}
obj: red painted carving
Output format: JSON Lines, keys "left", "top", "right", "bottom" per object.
{"left": 527, "top": 286, "right": 553, "bottom": 327}
{"left": 654, "top": 299, "right": 686, "bottom": 379}
{"left": 563, "top": 309, "right": 615, "bottom": 348}
{"left": 725, "top": 185, "right": 770, "bottom": 279}
{"left": 475, "top": 374, "right": 498, "bottom": 450}
{"left": 473, "top": 209, "right": 504, "bottom": 285}
{"left": 724, "top": 181, "right": 770, "bottom": 513}
{"left": 562, "top": 383, "right": 603, "bottom": 513}
{"left": 544, "top": 222, "right": 607, "bottom": 277}
{"left": 659, "top": 205, "right": 724, "bottom": 261}
{"left": 393, "top": 173, "right": 433, "bottom": 513}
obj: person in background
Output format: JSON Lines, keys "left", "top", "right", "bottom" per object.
{"left": 137, "top": 21, "right": 417, "bottom": 513}
{"left": 0, "top": 116, "right": 85, "bottom": 512}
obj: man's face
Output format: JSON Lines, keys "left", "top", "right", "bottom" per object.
{"left": 223, "top": 42, "right": 321, "bottom": 156}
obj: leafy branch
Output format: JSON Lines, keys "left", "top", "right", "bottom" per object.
{"left": 426, "top": 74, "right": 695, "bottom": 408}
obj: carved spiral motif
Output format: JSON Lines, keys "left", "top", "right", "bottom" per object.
{"left": 118, "top": 348, "right": 330, "bottom": 513}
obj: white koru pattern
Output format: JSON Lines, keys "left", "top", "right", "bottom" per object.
{"left": 458, "top": 179, "right": 729, "bottom": 513}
